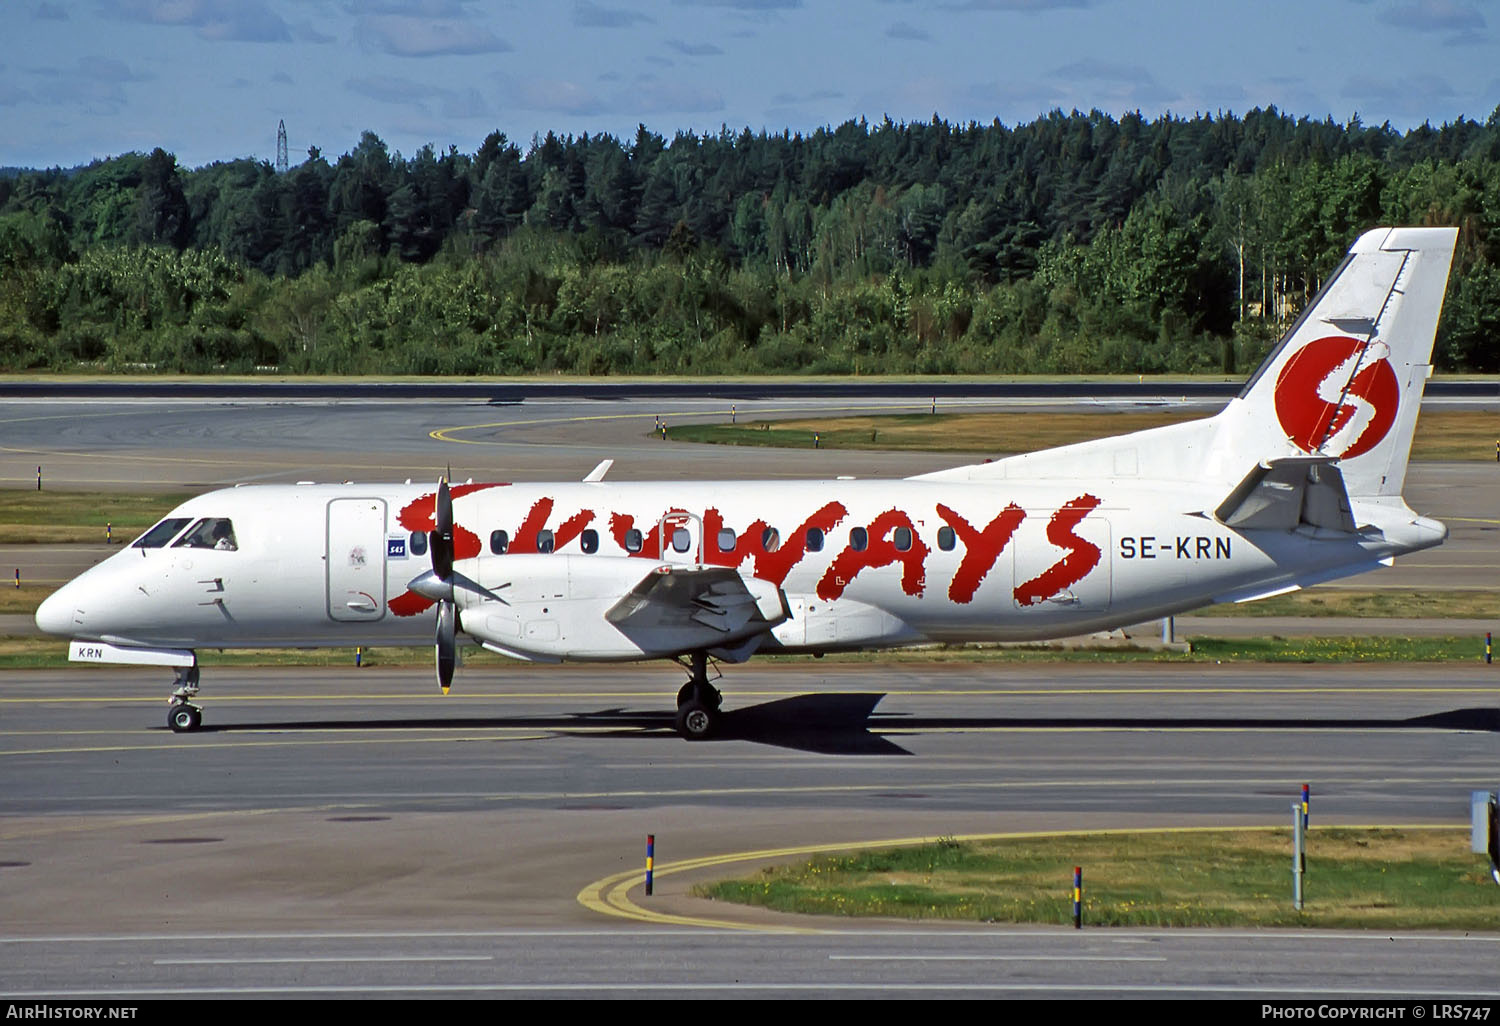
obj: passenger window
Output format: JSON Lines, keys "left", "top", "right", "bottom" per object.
{"left": 761, "top": 527, "right": 780, "bottom": 553}
{"left": 717, "top": 528, "right": 736, "bottom": 552}
{"left": 806, "top": 527, "right": 824, "bottom": 552}
{"left": 893, "top": 526, "right": 912, "bottom": 552}
{"left": 411, "top": 531, "right": 429, "bottom": 556}
{"left": 537, "top": 529, "right": 555, "bottom": 553}
{"left": 672, "top": 527, "right": 692, "bottom": 553}
{"left": 850, "top": 527, "right": 868, "bottom": 552}
{"left": 174, "top": 517, "right": 238, "bottom": 551}
{"left": 625, "top": 529, "right": 643, "bottom": 553}
{"left": 490, "top": 529, "right": 509, "bottom": 555}
{"left": 132, "top": 517, "right": 191, "bottom": 549}
{"left": 937, "top": 526, "right": 956, "bottom": 551}
{"left": 581, "top": 529, "right": 599, "bottom": 554}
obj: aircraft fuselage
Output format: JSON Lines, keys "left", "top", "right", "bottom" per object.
{"left": 38, "top": 477, "right": 1444, "bottom": 659}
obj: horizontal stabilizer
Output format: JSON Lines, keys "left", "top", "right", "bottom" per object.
{"left": 1214, "top": 457, "right": 1356, "bottom": 532}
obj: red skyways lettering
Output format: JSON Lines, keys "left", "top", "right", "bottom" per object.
{"left": 608, "top": 510, "right": 668, "bottom": 559}
{"left": 396, "top": 482, "right": 510, "bottom": 561}
{"left": 389, "top": 490, "right": 595, "bottom": 618}
{"left": 936, "top": 502, "right": 1026, "bottom": 604}
{"left": 816, "top": 509, "right": 929, "bottom": 601}
{"left": 512, "top": 497, "right": 595, "bottom": 553}
{"left": 609, "top": 501, "right": 849, "bottom": 585}
{"left": 1013, "top": 494, "right": 1103, "bottom": 607}
{"left": 390, "top": 483, "right": 510, "bottom": 617}
{"left": 705, "top": 501, "right": 849, "bottom": 583}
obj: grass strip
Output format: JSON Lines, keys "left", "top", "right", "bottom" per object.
{"left": 1187, "top": 589, "right": 1500, "bottom": 619}
{"left": 0, "top": 490, "right": 179, "bottom": 544}
{"left": 695, "top": 828, "right": 1500, "bottom": 929}
{"left": 668, "top": 410, "right": 1499, "bottom": 461}
{"left": 0, "top": 634, "right": 1489, "bottom": 669}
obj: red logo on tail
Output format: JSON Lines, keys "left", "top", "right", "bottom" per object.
{"left": 1272, "top": 336, "right": 1399, "bottom": 459}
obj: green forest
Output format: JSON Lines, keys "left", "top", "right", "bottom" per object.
{"left": 2, "top": 107, "right": 1499, "bottom": 377}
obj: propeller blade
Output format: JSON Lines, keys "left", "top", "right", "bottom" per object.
{"left": 431, "top": 478, "right": 453, "bottom": 582}
{"left": 435, "top": 599, "right": 455, "bottom": 694}
{"left": 450, "top": 572, "right": 509, "bottom": 606}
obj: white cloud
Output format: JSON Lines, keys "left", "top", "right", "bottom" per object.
{"left": 574, "top": 0, "right": 654, "bottom": 27}
{"left": 1380, "top": 0, "right": 1485, "bottom": 33}
{"left": 99, "top": 0, "right": 293, "bottom": 43}
{"left": 494, "top": 73, "right": 724, "bottom": 116}
{"left": 354, "top": 14, "right": 512, "bottom": 57}
{"left": 886, "top": 21, "right": 931, "bottom": 41}
{"left": 668, "top": 39, "right": 725, "bottom": 56}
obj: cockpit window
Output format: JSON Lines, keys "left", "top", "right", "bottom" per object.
{"left": 132, "top": 517, "right": 192, "bottom": 549}
{"left": 173, "top": 518, "right": 238, "bottom": 551}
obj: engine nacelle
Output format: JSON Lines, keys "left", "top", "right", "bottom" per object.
{"left": 772, "top": 594, "right": 924, "bottom": 650}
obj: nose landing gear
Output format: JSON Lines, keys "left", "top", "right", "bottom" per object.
{"left": 166, "top": 664, "right": 202, "bottom": 733}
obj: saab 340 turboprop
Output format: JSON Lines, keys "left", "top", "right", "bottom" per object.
{"left": 36, "top": 227, "right": 1457, "bottom": 739}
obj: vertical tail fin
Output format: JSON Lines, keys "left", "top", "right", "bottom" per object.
{"left": 1222, "top": 227, "right": 1457, "bottom": 498}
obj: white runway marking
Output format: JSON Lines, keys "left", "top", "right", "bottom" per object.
{"left": 152, "top": 955, "right": 494, "bottom": 965}
{"left": 828, "top": 954, "right": 1169, "bottom": 962}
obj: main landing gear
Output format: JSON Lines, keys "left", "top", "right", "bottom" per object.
{"left": 674, "top": 651, "right": 722, "bottom": 741}
{"left": 166, "top": 664, "right": 202, "bottom": 733}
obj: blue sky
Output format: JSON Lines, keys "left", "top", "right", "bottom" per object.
{"left": 3, "top": 0, "right": 1497, "bottom": 170}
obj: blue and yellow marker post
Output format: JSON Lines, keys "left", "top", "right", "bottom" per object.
{"left": 646, "top": 834, "right": 655, "bottom": 897}
{"left": 1072, "top": 866, "right": 1082, "bottom": 929}
{"left": 1301, "top": 783, "right": 1310, "bottom": 875}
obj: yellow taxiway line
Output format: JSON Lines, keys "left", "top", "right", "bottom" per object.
{"left": 430, "top": 403, "right": 948, "bottom": 445}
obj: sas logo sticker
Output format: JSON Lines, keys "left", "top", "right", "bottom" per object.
{"left": 387, "top": 536, "right": 407, "bottom": 560}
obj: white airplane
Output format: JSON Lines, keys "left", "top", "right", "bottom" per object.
{"left": 36, "top": 227, "right": 1457, "bottom": 739}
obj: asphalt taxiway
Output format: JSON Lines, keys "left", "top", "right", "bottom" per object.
{"left": 1, "top": 663, "right": 1497, "bottom": 996}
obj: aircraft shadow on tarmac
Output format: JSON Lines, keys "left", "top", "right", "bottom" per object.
{"left": 185, "top": 694, "right": 1500, "bottom": 756}
{"left": 194, "top": 693, "right": 908, "bottom": 756}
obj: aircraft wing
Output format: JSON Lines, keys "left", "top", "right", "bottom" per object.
{"left": 605, "top": 565, "right": 790, "bottom": 649}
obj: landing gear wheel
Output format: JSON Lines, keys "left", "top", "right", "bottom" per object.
{"left": 168, "top": 703, "right": 202, "bottom": 733}
{"left": 674, "top": 651, "right": 723, "bottom": 739}
{"left": 166, "top": 662, "right": 202, "bottom": 733}
{"left": 677, "top": 680, "right": 722, "bottom": 710}
{"left": 675, "top": 702, "right": 717, "bottom": 741}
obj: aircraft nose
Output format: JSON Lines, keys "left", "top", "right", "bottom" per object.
{"left": 34, "top": 587, "right": 78, "bottom": 637}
